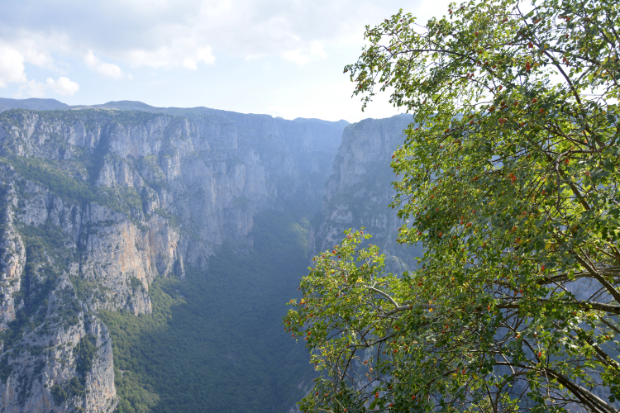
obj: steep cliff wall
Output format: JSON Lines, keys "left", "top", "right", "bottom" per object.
{"left": 0, "top": 108, "right": 345, "bottom": 413}
{"left": 309, "top": 114, "right": 423, "bottom": 272}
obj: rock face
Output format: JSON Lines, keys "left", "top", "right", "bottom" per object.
{"left": 310, "top": 114, "right": 423, "bottom": 272}
{"left": 0, "top": 108, "right": 345, "bottom": 412}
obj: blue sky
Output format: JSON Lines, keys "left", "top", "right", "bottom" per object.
{"left": 0, "top": 0, "right": 452, "bottom": 122}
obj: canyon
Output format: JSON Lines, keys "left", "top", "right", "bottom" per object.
{"left": 0, "top": 99, "right": 414, "bottom": 412}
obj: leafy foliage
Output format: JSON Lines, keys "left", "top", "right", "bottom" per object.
{"left": 74, "top": 335, "right": 97, "bottom": 383}
{"left": 51, "top": 383, "right": 68, "bottom": 404}
{"left": 3, "top": 156, "right": 145, "bottom": 223}
{"left": 0, "top": 355, "right": 11, "bottom": 384}
{"left": 286, "top": 0, "right": 620, "bottom": 411}
{"left": 5, "top": 157, "right": 98, "bottom": 205}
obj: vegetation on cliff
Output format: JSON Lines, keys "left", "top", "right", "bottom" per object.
{"left": 0, "top": 105, "right": 344, "bottom": 412}
{"left": 100, "top": 209, "right": 314, "bottom": 413}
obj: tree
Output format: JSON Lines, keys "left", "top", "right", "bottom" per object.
{"left": 284, "top": 0, "right": 620, "bottom": 411}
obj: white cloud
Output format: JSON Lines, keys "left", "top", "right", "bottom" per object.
{"left": 129, "top": 41, "right": 215, "bottom": 69}
{"left": 282, "top": 41, "right": 327, "bottom": 65}
{"left": 127, "top": 48, "right": 172, "bottom": 68}
{"left": 23, "top": 48, "right": 55, "bottom": 69}
{"left": 197, "top": 46, "right": 215, "bottom": 64}
{"left": 266, "top": 81, "right": 405, "bottom": 122}
{"left": 182, "top": 46, "right": 215, "bottom": 70}
{"left": 26, "top": 80, "right": 46, "bottom": 97}
{"left": 19, "top": 40, "right": 60, "bottom": 69}
{"left": 183, "top": 58, "right": 198, "bottom": 70}
{"left": 244, "top": 54, "right": 264, "bottom": 61}
{"left": 0, "top": 46, "right": 27, "bottom": 87}
{"left": 310, "top": 41, "right": 327, "bottom": 59}
{"left": 84, "top": 51, "right": 124, "bottom": 79}
{"left": 26, "top": 76, "right": 79, "bottom": 97}
{"left": 281, "top": 50, "right": 311, "bottom": 66}
{"left": 0, "top": 0, "right": 449, "bottom": 69}
{"left": 47, "top": 77, "right": 79, "bottom": 95}
{"left": 0, "top": 32, "right": 74, "bottom": 79}
{"left": 0, "top": 44, "right": 79, "bottom": 98}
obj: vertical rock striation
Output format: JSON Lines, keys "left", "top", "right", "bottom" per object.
{"left": 0, "top": 107, "right": 345, "bottom": 412}
{"left": 310, "top": 114, "right": 423, "bottom": 273}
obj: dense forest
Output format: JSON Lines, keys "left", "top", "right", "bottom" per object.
{"left": 100, "top": 209, "right": 315, "bottom": 413}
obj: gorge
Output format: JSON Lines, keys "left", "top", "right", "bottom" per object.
{"left": 0, "top": 99, "right": 415, "bottom": 413}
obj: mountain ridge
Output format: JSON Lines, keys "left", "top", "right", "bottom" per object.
{"left": 0, "top": 98, "right": 351, "bottom": 125}
{"left": 0, "top": 98, "right": 415, "bottom": 412}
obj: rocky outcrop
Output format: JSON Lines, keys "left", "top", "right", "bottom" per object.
{"left": 0, "top": 218, "right": 117, "bottom": 413}
{"left": 0, "top": 108, "right": 345, "bottom": 412}
{"left": 310, "top": 114, "right": 423, "bottom": 273}
{"left": 0, "top": 183, "right": 26, "bottom": 330}
{"left": 0, "top": 301, "right": 116, "bottom": 413}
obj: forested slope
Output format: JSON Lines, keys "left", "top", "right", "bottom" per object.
{"left": 0, "top": 106, "right": 345, "bottom": 412}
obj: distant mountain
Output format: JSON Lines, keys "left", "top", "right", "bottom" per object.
{"left": 91, "top": 100, "right": 163, "bottom": 111}
{"left": 0, "top": 97, "right": 70, "bottom": 111}
{"left": 0, "top": 98, "right": 350, "bottom": 125}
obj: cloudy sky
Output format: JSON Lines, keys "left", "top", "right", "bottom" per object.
{"left": 0, "top": 0, "right": 452, "bottom": 122}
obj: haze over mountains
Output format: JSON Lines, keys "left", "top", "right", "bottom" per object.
{"left": 0, "top": 97, "right": 417, "bottom": 412}
{"left": 0, "top": 98, "right": 351, "bottom": 123}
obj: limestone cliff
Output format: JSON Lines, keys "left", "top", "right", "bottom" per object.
{"left": 0, "top": 107, "right": 345, "bottom": 413}
{"left": 309, "top": 114, "right": 423, "bottom": 272}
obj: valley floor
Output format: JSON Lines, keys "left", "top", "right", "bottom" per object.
{"left": 100, "top": 210, "right": 315, "bottom": 413}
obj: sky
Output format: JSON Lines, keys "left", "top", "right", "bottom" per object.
{"left": 0, "top": 0, "right": 453, "bottom": 122}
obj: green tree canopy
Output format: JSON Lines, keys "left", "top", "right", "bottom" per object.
{"left": 284, "top": 0, "right": 620, "bottom": 411}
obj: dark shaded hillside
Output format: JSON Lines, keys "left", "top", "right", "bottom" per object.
{"left": 100, "top": 209, "right": 314, "bottom": 413}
